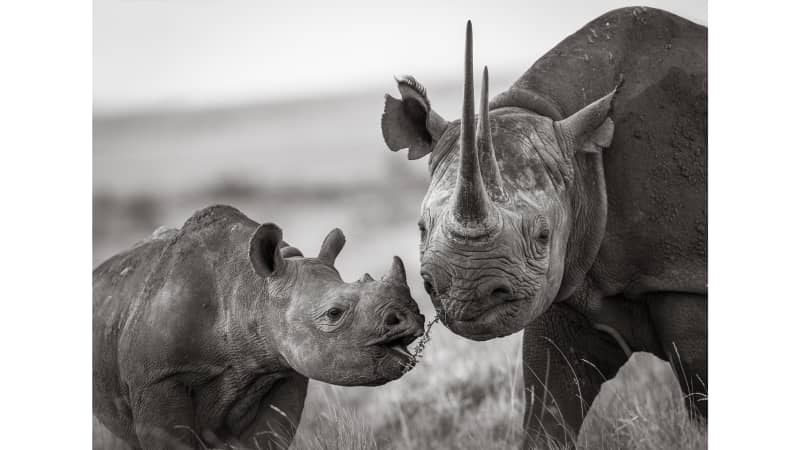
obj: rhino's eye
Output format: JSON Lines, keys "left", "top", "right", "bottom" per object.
{"left": 326, "top": 307, "right": 343, "bottom": 321}
{"left": 418, "top": 221, "right": 428, "bottom": 240}
{"left": 533, "top": 216, "right": 550, "bottom": 245}
{"left": 537, "top": 229, "right": 550, "bottom": 243}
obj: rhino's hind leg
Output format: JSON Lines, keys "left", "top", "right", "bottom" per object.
{"left": 521, "top": 302, "right": 629, "bottom": 449}
{"left": 647, "top": 292, "right": 708, "bottom": 419}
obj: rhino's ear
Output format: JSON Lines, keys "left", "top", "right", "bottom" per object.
{"left": 318, "top": 228, "right": 345, "bottom": 266}
{"left": 249, "top": 223, "right": 285, "bottom": 278}
{"left": 382, "top": 75, "right": 450, "bottom": 160}
{"left": 556, "top": 88, "right": 617, "bottom": 156}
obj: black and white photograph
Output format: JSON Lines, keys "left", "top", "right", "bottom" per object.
{"left": 91, "top": 2, "right": 708, "bottom": 448}
{"left": 6, "top": 1, "right": 800, "bottom": 449}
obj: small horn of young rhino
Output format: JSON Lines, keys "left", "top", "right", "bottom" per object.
{"left": 360, "top": 273, "right": 375, "bottom": 283}
{"left": 318, "top": 228, "right": 346, "bottom": 266}
{"left": 381, "top": 256, "right": 408, "bottom": 286}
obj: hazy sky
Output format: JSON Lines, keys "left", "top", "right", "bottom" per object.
{"left": 94, "top": 0, "right": 707, "bottom": 112}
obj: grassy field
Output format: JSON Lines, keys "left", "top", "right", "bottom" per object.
{"left": 93, "top": 88, "right": 706, "bottom": 449}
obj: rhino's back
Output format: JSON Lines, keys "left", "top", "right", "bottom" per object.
{"left": 515, "top": 8, "right": 706, "bottom": 296}
{"left": 511, "top": 7, "right": 706, "bottom": 118}
{"left": 92, "top": 205, "right": 259, "bottom": 443}
{"left": 92, "top": 228, "right": 178, "bottom": 442}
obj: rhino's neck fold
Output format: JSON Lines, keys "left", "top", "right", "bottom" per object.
{"left": 555, "top": 142, "right": 608, "bottom": 302}
{"left": 227, "top": 270, "right": 294, "bottom": 374}
{"left": 490, "top": 88, "right": 565, "bottom": 121}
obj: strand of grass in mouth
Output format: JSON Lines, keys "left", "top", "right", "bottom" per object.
{"left": 401, "top": 309, "right": 443, "bottom": 374}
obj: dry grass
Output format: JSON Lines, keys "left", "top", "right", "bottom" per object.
{"left": 305, "top": 325, "right": 527, "bottom": 450}
{"left": 286, "top": 337, "right": 707, "bottom": 450}
{"left": 94, "top": 346, "right": 707, "bottom": 450}
{"left": 576, "top": 353, "right": 707, "bottom": 450}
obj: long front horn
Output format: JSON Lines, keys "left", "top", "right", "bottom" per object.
{"left": 477, "top": 66, "right": 506, "bottom": 201}
{"left": 452, "top": 20, "right": 491, "bottom": 225}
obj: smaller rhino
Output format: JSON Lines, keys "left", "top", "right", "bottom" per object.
{"left": 93, "top": 205, "right": 425, "bottom": 450}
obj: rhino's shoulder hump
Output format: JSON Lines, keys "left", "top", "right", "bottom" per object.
{"left": 182, "top": 205, "right": 253, "bottom": 233}
{"left": 146, "top": 225, "right": 178, "bottom": 241}
{"left": 174, "top": 205, "right": 260, "bottom": 260}
{"left": 590, "top": 6, "right": 706, "bottom": 33}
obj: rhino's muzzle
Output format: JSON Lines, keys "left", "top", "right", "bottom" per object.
{"left": 385, "top": 306, "right": 422, "bottom": 327}
{"left": 423, "top": 268, "right": 530, "bottom": 340}
{"left": 422, "top": 264, "right": 514, "bottom": 314}
{"left": 365, "top": 309, "right": 425, "bottom": 368}
{"left": 437, "top": 295, "right": 528, "bottom": 341}
{"left": 365, "top": 299, "right": 425, "bottom": 348}
{"left": 434, "top": 283, "right": 516, "bottom": 322}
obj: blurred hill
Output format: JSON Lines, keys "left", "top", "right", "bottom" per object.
{"left": 94, "top": 75, "right": 513, "bottom": 196}
{"left": 92, "top": 74, "right": 516, "bottom": 269}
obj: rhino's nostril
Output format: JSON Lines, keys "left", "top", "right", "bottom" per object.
{"left": 488, "top": 282, "right": 513, "bottom": 302}
{"left": 384, "top": 311, "right": 402, "bottom": 327}
{"left": 423, "top": 280, "right": 434, "bottom": 296}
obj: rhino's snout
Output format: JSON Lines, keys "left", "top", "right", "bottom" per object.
{"left": 383, "top": 308, "right": 414, "bottom": 329}
{"left": 382, "top": 306, "right": 425, "bottom": 337}
{"left": 421, "top": 268, "right": 447, "bottom": 297}
{"left": 423, "top": 264, "right": 513, "bottom": 305}
{"left": 477, "top": 278, "right": 514, "bottom": 306}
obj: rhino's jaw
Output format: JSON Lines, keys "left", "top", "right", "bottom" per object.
{"left": 369, "top": 327, "right": 423, "bottom": 363}
{"left": 356, "top": 316, "right": 425, "bottom": 385}
{"left": 432, "top": 293, "right": 533, "bottom": 341}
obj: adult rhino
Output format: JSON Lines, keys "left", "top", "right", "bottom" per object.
{"left": 93, "top": 205, "right": 424, "bottom": 449}
{"left": 380, "top": 7, "right": 706, "bottom": 446}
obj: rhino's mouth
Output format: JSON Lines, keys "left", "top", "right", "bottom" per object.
{"left": 440, "top": 297, "right": 529, "bottom": 341}
{"left": 369, "top": 329, "right": 422, "bottom": 361}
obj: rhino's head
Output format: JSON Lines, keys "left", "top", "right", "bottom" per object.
{"left": 249, "top": 224, "right": 425, "bottom": 386}
{"left": 381, "top": 22, "right": 616, "bottom": 341}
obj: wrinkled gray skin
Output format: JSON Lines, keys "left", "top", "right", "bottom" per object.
{"left": 93, "top": 205, "right": 424, "bottom": 449}
{"left": 381, "top": 8, "right": 706, "bottom": 447}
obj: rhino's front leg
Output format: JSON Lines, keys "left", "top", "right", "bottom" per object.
{"left": 130, "top": 379, "right": 200, "bottom": 450}
{"left": 237, "top": 373, "right": 308, "bottom": 450}
{"left": 521, "top": 302, "right": 629, "bottom": 449}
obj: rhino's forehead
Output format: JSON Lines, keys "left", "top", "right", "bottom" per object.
{"left": 295, "top": 259, "right": 340, "bottom": 277}
{"left": 288, "top": 261, "right": 344, "bottom": 295}
{"left": 424, "top": 110, "right": 563, "bottom": 210}
{"left": 492, "top": 112, "right": 561, "bottom": 189}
